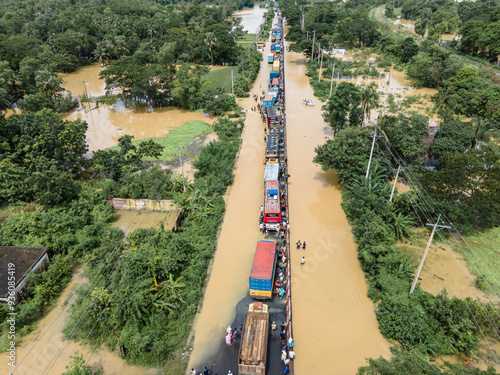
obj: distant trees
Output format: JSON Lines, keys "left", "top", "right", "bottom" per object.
{"left": 0, "top": 109, "right": 88, "bottom": 206}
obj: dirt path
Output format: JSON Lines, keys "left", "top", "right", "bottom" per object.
{"left": 284, "top": 46, "right": 391, "bottom": 374}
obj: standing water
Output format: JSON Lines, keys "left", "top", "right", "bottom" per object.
{"left": 233, "top": 5, "right": 268, "bottom": 34}
{"left": 284, "top": 47, "right": 391, "bottom": 373}
{"left": 187, "top": 7, "right": 271, "bottom": 372}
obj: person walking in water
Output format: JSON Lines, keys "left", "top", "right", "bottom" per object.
{"left": 302, "top": 241, "right": 306, "bottom": 250}
{"left": 301, "top": 257, "right": 305, "bottom": 266}
{"left": 296, "top": 240, "right": 301, "bottom": 249}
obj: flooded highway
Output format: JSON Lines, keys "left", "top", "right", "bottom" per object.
{"left": 187, "top": 31, "right": 272, "bottom": 375}
{"left": 284, "top": 48, "right": 391, "bottom": 373}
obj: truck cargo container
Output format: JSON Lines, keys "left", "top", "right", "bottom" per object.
{"left": 267, "top": 54, "right": 274, "bottom": 64}
{"left": 271, "top": 78, "right": 279, "bottom": 87}
{"left": 270, "top": 70, "right": 279, "bottom": 80}
{"left": 249, "top": 240, "right": 277, "bottom": 299}
{"left": 272, "top": 60, "right": 280, "bottom": 72}
{"left": 264, "top": 162, "right": 279, "bottom": 182}
{"left": 238, "top": 302, "right": 269, "bottom": 375}
{"left": 264, "top": 180, "right": 281, "bottom": 231}
{"left": 266, "top": 105, "right": 279, "bottom": 125}
{"left": 265, "top": 134, "right": 278, "bottom": 159}
{"left": 263, "top": 95, "right": 274, "bottom": 109}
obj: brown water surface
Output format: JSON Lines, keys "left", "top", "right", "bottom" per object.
{"left": 60, "top": 63, "right": 106, "bottom": 98}
{"left": 285, "top": 48, "right": 391, "bottom": 373}
{"left": 64, "top": 104, "right": 214, "bottom": 153}
{"left": 233, "top": 4, "right": 268, "bottom": 34}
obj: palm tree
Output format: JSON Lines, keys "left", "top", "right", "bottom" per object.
{"left": 360, "top": 82, "right": 380, "bottom": 126}
{"left": 470, "top": 116, "right": 499, "bottom": 149}
{"left": 204, "top": 32, "right": 217, "bottom": 65}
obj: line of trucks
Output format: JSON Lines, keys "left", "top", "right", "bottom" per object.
{"left": 238, "top": 4, "right": 284, "bottom": 375}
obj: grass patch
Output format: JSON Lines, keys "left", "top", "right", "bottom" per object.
{"left": 202, "top": 67, "right": 241, "bottom": 93}
{"left": 238, "top": 33, "right": 257, "bottom": 42}
{"left": 393, "top": 7, "right": 402, "bottom": 17}
{"left": 108, "top": 120, "right": 213, "bottom": 161}
{"left": 462, "top": 228, "right": 500, "bottom": 296}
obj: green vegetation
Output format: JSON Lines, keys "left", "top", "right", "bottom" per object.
{"left": 286, "top": 0, "right": 500, "bottom": 370}
{"left": 202, "top": 67, "right": 241, "bottom": 92}
{"left": 237, "top": 33, "right": 257, "bottom": 43}
{"left": 464, "top": 228, "right": 500, "bottom": 296}
{"left": 63, "top": 353, "right": 103, "bottom": 375}
{"left": 357, "top": 346, "right": 497, "bottom": 374}
{"left": 0, "top": 0, "right": 260, "bottom": 113}
{"left": 108, "top": 121, "right": 214, "bottom": 161}
{"left": 64, "top": 117, "right": 243, "bottom": 365}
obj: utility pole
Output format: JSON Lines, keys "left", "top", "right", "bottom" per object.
{"left": 365, "top": 126, "right": 377, "bottom": 179}
{"left": 81, "top": 80, "right": 95, "bottom": 132}
{"left": 336, "top": 71, "right": 340, "bottom": 90}
{"left": 242, "top": 57, "right": 245, "bottom": 75}
{"left": 311, "top": 30, "right": 316, "bottom": 62}
{"left": 389, "top": 165, "right": 401, "bottom": 202}
{"left": 410, "top": 215, "right": 451, "bottom": 293}
{"left": 231, "top": 69, "right": 234, "bottom": 96}
{"left": 318, "top": 50, "right": 324, "bottom": 82}
{"left": 329, "top": 63, "right": 335, "bottom": 97}
{"left": 317, "top": 43, "right": 321, "bottom": 63}
{"left": 177, "top": 142, "right": 186, "bottom": 194}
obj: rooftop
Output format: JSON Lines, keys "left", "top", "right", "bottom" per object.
{"left": 0, "top": 246, "right": 49, "bottom": 298}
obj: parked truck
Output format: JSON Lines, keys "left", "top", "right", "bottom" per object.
{"left": 267, "top": 53, "right": 274, "bottom": 64}
{"left": 238, "top": 302, "right": 269, "bottom": 375}
{"left": 249, "top": 240, "right": 277, "bottom": 299}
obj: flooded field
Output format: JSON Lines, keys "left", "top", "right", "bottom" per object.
{"left": 64, "top": 104, "right": 214, "bottom": 153}
{"left": 0, "top": 269, "right": 159, "bottom": 375}
{"left": 60, "top": 63, "right": 106, "bottom": 98}
{"left": 234, "top": 4, "right": 268, "bottom": 34}
{"left": 285, "top": 48, "right": 391, "bottom": 373}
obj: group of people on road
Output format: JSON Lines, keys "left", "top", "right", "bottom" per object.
{"left": 225, "top": 324, "right": 241, "bottom": 347}
{"left": 190, "top": 367, "right": 234, "bottom": 375}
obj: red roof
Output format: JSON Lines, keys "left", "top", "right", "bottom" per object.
{"left": 265, "top": 180, "right": 280, "bottom": 214}
{"left": 272, "top": 78, "right": 279, "bottom": 86}
{"left": 250, "top": 240, "right": 277, "bottom": 279}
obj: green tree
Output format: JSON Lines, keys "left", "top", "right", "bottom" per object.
{"left": 430, "top": 120, "right": 474, "bottom": 160}
{"left": 322, "top": 82, "right": 362, "bottom": 133}
{"left": 379, "top": 112, "right": 429, "bottom": 161}
{"left": 360, "top": 82, "right": 380, "bottom": 125}
{"left": 314, "top": 127, "right": 389, "bottom": 186}
{"left": 421, "top": 149, "right": 500, "bottom": 228}
{"left": 63, "top": 353, "right": 103, "bottom": 375}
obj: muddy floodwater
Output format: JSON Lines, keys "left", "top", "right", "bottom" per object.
{"left": 187, "top": 30, "right": 270, "bottom": 375}
{"left": 64, "top": 104, "right": 213, "bottom": 153}
{"left": 285, "top": 47, "right": 391, "bottom": 373}
{"left": 234, "top": 4, "right": 268, "bottom": 34}
{"left": 0, "top": 268, "right": 158, "bottom": 375}
{"left": 60, "top": 63, "right": 106, "bottom": 98}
